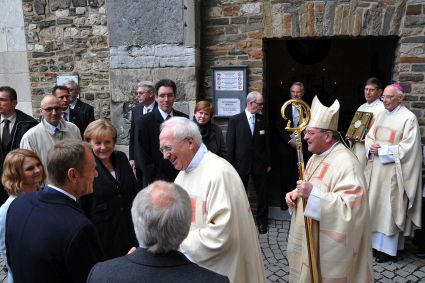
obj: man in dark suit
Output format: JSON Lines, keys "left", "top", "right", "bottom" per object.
{"left": 129, "top": 81, "right": 158, "bottom": 188}
{"left": 6, "top": 140, "right": 104, "bottom": 283}
{"left": 0, "top": 86, "right": 38, "bottom": 204}
{"left": 52, "top": 85, "right": 86, "bottom": 138}
{"left": 87, "top": 180, "right": 229, "bottom": 283}
{"left": 64, "top": 80, "right": 95, "bottom": 136}
{"left": 134, "top": 79, "right": 188, "bottom": 187}
{"left": 226, "top": 91, "right": 271, "bottom": 234}
{"left": 276, "top": 82, "right": 310, "bottom": 210}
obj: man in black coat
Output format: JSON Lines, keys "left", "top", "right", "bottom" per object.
{"left": 276, "top": 82, "right": 310, "bottom": 210}
{"left": 87, "top": 180, "right": 229, "bottom": 283}
{"left": 129, "top": 81, "right": 158, "bottom": 189}
{"left": 6, "top": 140, "right": 104, "bottom": 283}
{"left": 0, "top": 86, "right": 38, "bottom": 204}
{"left": 134, "top": 79, "right": 188, "bottom": 187}
{"left": 64, "top": 80, "right": 95, "bottom": 136}
{"left": 52, "top": 85, "right": 86, "bottom": 138}
{"left": 226, "top": 91, "right": 271, "bottom": 234}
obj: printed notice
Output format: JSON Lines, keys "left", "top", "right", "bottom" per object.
{"left": 217, "top": 98, "right": 240, "bottom": 116}
{"left": 215, "top": 70, "right": 244, "bottom": 91}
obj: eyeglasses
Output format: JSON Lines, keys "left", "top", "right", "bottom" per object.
{"left": 253, "top": 101, "right": 264, "bottom": 106}
{"left": 380, "top": 95, "right": 396, "bottom": 101}
{"left": 41, "top": 106, "right": 63, "bottom": 113}
{"left": 137, "top": 91, "right": 150, "bottom": 95}
{"left": 157, "top": 93, "right": 175, "bottom": 99}
{"left": 304, "top": 129, "right": 329, "bottom": 137}
{"left": 159, "top": 137, "right": 188, "bottom": 154}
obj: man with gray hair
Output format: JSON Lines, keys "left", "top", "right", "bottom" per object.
{"left": 6, "top": 140, "right": 103, "bottom": 282}
{"left": 129, "top": 81, "right": 157, "bottom": 188}
{"left": 365, "top": 84, "right": 422, "bottom": 262}
{"left": 160, "top": 117, "right": 265, "bottom": 283}
{"left": 63, "top": 79, "right": 95, "bottom": 136}
{"left": 87, "top": 180, "right": 229, "bottom": 283}
{"left": 226, "top": 91, "right": 271, "bottom": 234}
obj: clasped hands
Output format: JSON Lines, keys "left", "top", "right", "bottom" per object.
{"left": 285, "top": 180, "right": 313, "bottom": 209}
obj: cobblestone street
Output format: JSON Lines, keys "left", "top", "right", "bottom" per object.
{"left": 1, "top": 209, "right": 424, "bottom": 282}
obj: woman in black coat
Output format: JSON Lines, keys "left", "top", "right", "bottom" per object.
{"left": 193, "top": 100, "right": 226, "bottom": 157}
{"left": 79, "top": 119, "right": 138, "bottom": 259}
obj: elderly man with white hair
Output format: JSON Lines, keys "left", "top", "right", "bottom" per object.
{"left": 365, "top": 84, "right": 422, "bottom": 262}
{"left": 159, "top": 117, "right": 266, "bottom": 283}
{"left": 87, "top": 180, "right": 229, "bottom": 283}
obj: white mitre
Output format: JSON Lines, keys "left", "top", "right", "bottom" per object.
{"left": 308, "top": 96, "right": 340, "bottom": 131}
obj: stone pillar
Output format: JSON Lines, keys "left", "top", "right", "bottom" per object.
{"left": 107, "top": 0, "right": 200, "bottom": 144}
{"left": 0, "top": 0, "right": 32, "bottom": 115}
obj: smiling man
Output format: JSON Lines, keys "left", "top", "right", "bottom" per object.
{"left": 365, "top": 84, "right": 422, "bottom": 263}
{"left": 285, "top": 96, "right": 372, "bottom": 282}
{"left": 20, "top": 95, "right": 81, "bottom": 170}
{"left": 159, "top": 117, "right": 265, "bottom": 283}
{"left": 134, "top": 79, "right": 188, "bottom": 187}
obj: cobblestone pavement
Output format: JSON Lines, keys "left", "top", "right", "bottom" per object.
{"left": 262, "top": 209, "right": 425, "bottom": 282}
{"left": 1, "top": 211, "right": 424, "bottom": 282}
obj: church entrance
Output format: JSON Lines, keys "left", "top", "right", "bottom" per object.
{"left": 264, "top": 37, "right": 398, "bottom": 207}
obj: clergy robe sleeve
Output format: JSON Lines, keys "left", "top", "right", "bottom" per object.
{"left": 180, "top": 176, "right": 232, "bottom": 263}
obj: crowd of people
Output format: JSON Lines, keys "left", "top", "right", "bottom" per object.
{"left": 0, "top": 76, "right": 422, "bottom": 282}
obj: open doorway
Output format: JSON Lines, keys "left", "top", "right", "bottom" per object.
{"left": 264, "top": 36, "right": 398, "bottom": 206}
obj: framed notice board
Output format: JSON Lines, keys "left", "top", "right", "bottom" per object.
{"left": 211, "top": 65, "right": 248, "bottom": 118}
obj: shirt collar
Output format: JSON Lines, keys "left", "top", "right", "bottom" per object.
{"left": 387, "top": 104, "right": 401, "bottom": 115}
{"left": 158, "top": 107, "right": 172, "bottom": 120}
{"left": 245, "top": 109, "right": 255, "bottom": 120}
{"left": 185, "top": 143, "right": 208, "bottom": 173}
{"left": 366, "top": 99, "right": 381, "bottom": 106}
{"left": 43, "top": 119, "right": 61, "bottom": 132}
{"left": 1, "top": 113, "right": 16, "bottom": 124}
{"left": 48, "top": 184, "right": 77, "bottom": 201}
{"left": 319, "top": 141, "right": 339, "bottom": 157}
{"left": 69, "top": 99, "right": 77, "bottom": 109}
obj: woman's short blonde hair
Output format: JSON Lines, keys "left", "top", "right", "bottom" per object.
{"left": 194, "top": 100, "right": 213, "bottom": 115}
{"left": 83, "top": 119, "right": 117, "bottom": 143}
{"left": 2, "top": 149, "right": 46, "bottom": 196}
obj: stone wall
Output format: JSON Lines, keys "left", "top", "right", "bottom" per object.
{"left": 201, "top": 0, "right": 425, "bottom": 139}
{"left": 23, "top": 0, "right": 110, "bottom": 118}
{"left": 0, "top": 0, "right": 32, "bottom": 115}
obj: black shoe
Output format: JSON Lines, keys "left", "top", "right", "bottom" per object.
{"left": 415, "top": 250, "right": 425, "bottom": 259}
{"left": 280, "top": 202, "right": 288, "bottom": 211}
{"left": 375, "top": 252, "right": 394, "bottom": 263}
{"left": 258, "top": 224, "right": 268, "bottom": 234}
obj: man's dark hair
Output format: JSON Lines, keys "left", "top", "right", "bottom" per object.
{"left": 52, "top": 85, "right": 70, "bottom": 96}
{"left": 0, "top": 86, "right": 17, "bottom": 101}
{"left": 155, "top": 79, "right": 176, "bottom": 96}
{"left": 365, "top": 77, "right": 383, "bottom": 90}
{"left": 47, "top": 140, "right": 90, "bottom": 186}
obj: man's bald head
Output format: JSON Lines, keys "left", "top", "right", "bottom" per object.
{"left": 40, "top": 95, "right": 63, "bottom": 126}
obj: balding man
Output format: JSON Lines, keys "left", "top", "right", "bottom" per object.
{"left": 160, "top": 117, "right": 265, "bottom": 283}
{"left": 226, "top": 91, "right": 271, "bottom": 234}
{"left": 365, "top": 84, "right": 422, "bottom": 262}
{"left": 87, "top": 181, "right": 229, "bottom": 283}
{"left": 20, "top": 95, "right": 81, "bottom": 169}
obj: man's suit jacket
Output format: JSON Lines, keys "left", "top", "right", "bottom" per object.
{"left": 134, "top": 108, "right": 188, "bottom": 187}
{"left": 6, "top": 187, "right": 104, "bottom": 283}
{"left": 87, "top": 248, "right": 229, "bottom": 283}
{"left": 129, "top": 102, "right": 158, "bottom": 160}
{"left": 0, "top": 109, "right": 38, "bottom": 204}
{"left": 226, "top": 111, "right": 271, "bottom": 176}
{"left": 71, "top": 99, "right": 95, "bottom": 137}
